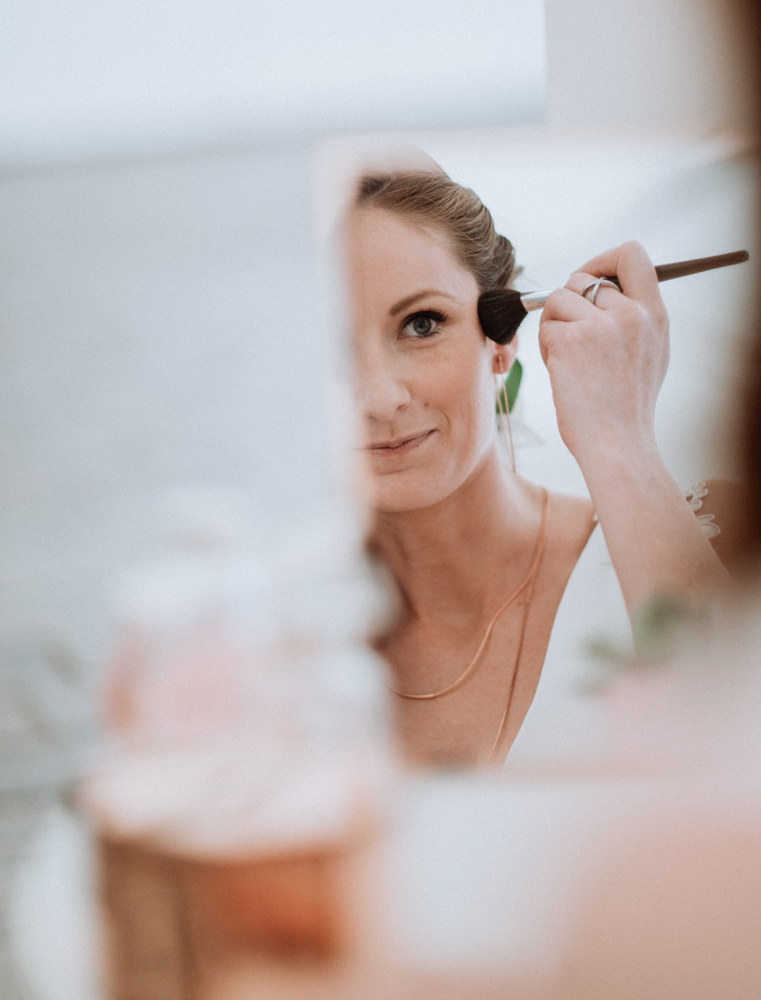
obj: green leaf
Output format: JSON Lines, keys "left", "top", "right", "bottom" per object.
{"left": 495, "top": 358, "right": 523, "bottom": 414}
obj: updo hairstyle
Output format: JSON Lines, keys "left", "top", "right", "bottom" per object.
{"left": 357, "top": 172, "right": 518, "bottom": 295}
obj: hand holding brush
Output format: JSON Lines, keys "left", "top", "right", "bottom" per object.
{"left": 526, "top": 240, "right": 743, "bottom": 612}
{"left": 478, "top": 250, "right": 749, "bottom": 344}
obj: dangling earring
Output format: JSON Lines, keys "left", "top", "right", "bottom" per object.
{"left": 494, "top": 356, "right": 516, "bottom": 474}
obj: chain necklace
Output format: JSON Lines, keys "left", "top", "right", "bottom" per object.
{"left": 389, "top": 488, "right": 550, "bottom": 764}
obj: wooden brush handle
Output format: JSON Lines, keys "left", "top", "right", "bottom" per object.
{"left": 506, "top": 250, "right": 750, "bottom": 336}
{"left": 654, "top": 250, "right": 749, "bottom": 282}
{"left": 603, "top": 251, "right": 749, "bottom": 289}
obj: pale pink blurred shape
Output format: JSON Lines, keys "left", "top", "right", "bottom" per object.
{"left": 82, "top": 490, "right": 397, "bottom": 865}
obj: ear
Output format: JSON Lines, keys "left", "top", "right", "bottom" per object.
{"left": 491, "top": 338, "right": 518, "bottom": 374}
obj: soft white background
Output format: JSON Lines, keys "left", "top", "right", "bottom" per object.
{"left": 0, "top": 0, "right": 545, "bottom": 166}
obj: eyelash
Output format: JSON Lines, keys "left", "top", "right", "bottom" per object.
{"left": 399, "top": 310, "right": 447, "bottom": 339}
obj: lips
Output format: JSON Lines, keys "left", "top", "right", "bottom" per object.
{"left": 365, "top": 429, "right": 435, "bottom": 456}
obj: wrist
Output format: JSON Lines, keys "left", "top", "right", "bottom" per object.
{"left": 573, "top": 429, "right": 663, "bottom": 489}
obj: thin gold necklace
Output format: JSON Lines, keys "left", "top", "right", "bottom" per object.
{"left": 389, "top": 488, "right": 549, "bottom": 763}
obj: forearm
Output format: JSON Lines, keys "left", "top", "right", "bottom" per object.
{"left": 540, "top": 241, "right": 740, "bottom": 616}
{"left": 579, "top": 440, "right": 738, "bottom": 617}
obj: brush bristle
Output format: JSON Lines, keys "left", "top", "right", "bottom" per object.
{"left": 477, "top": 289, "right": 527, "bottom": 345}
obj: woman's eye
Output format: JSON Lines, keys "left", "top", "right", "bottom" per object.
{"left": 401, "top": 311, "right": 445, "bottom": 339}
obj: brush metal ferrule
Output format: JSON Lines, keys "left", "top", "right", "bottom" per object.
{"left": 519, "top": 289, "right": 554, "bottom": 312}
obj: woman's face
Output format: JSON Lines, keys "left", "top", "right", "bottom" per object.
{"left": 348, "top": 206, "right": 512, "bottom": 513}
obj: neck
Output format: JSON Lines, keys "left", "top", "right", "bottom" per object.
{"left": 370, "top": 446, "right": 543, "bottom": 628}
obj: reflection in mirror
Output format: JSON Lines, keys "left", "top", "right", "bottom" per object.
{"left": 328, "top": 131, "right": 758, "bottom": 770}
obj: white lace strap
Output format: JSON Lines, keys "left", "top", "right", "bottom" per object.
{"left": 683, "top": 481, "right": 720, "bottom": 538}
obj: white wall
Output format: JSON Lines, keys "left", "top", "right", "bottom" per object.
{"left": 546, "top": 0, "right": 758, "bottom": 130}
{"left": 0, "top": 147, "right": 330, "bottom": 667}
{"left": 0, "top": 0, "right": 545, "bottom": 167}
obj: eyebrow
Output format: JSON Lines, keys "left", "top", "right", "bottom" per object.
{"left": 389, "top": 289, "right": 461, "bottom": 317}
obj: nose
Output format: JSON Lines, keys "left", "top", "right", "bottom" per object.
{"left": 354, "top": 345, "right": 411, "bottom": 423}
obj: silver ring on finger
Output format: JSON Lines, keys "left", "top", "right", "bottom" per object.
{"left": 580, "top": 278, "right": 620, "bottom": 306}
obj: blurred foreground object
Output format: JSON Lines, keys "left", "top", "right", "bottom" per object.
{"left": 79, "top": 490, "right": 397, "bottom": 998}
{"left": 0, "top": 633, "right": 92, "bottom": 999}
{"left": 346, "top": 622, "right": 761, "bottom": 1000}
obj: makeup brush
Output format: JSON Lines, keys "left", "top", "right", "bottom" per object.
{"left": 478, "top": 250, "right": 750, "bottom": 345}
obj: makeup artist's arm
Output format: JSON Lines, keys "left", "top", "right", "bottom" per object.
{"left": 538, "top": 241, "right": 738, "bottom": 617}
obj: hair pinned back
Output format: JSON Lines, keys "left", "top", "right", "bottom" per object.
{"left": 356, "top": 172, "right": 518, "bottom": 297}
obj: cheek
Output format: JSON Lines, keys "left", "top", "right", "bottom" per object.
{"left": 367, "top": 344, "right": 494, "bottom": 512}
{"left": 425, "top": 346, "right": 494, "bottom": 452}
{"left": 440, "top": 355, "right": 491, "bottom": 446}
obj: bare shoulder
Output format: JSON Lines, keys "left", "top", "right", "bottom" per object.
{"left": 695, "top": 479, "right": 750, "bottom": 572}
{"left": 545, "top": 490, "right": 596, "bottom": 556}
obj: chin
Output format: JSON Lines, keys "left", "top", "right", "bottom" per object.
{"left": 368, "top": 469, "right": 457, "bottom": 513}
